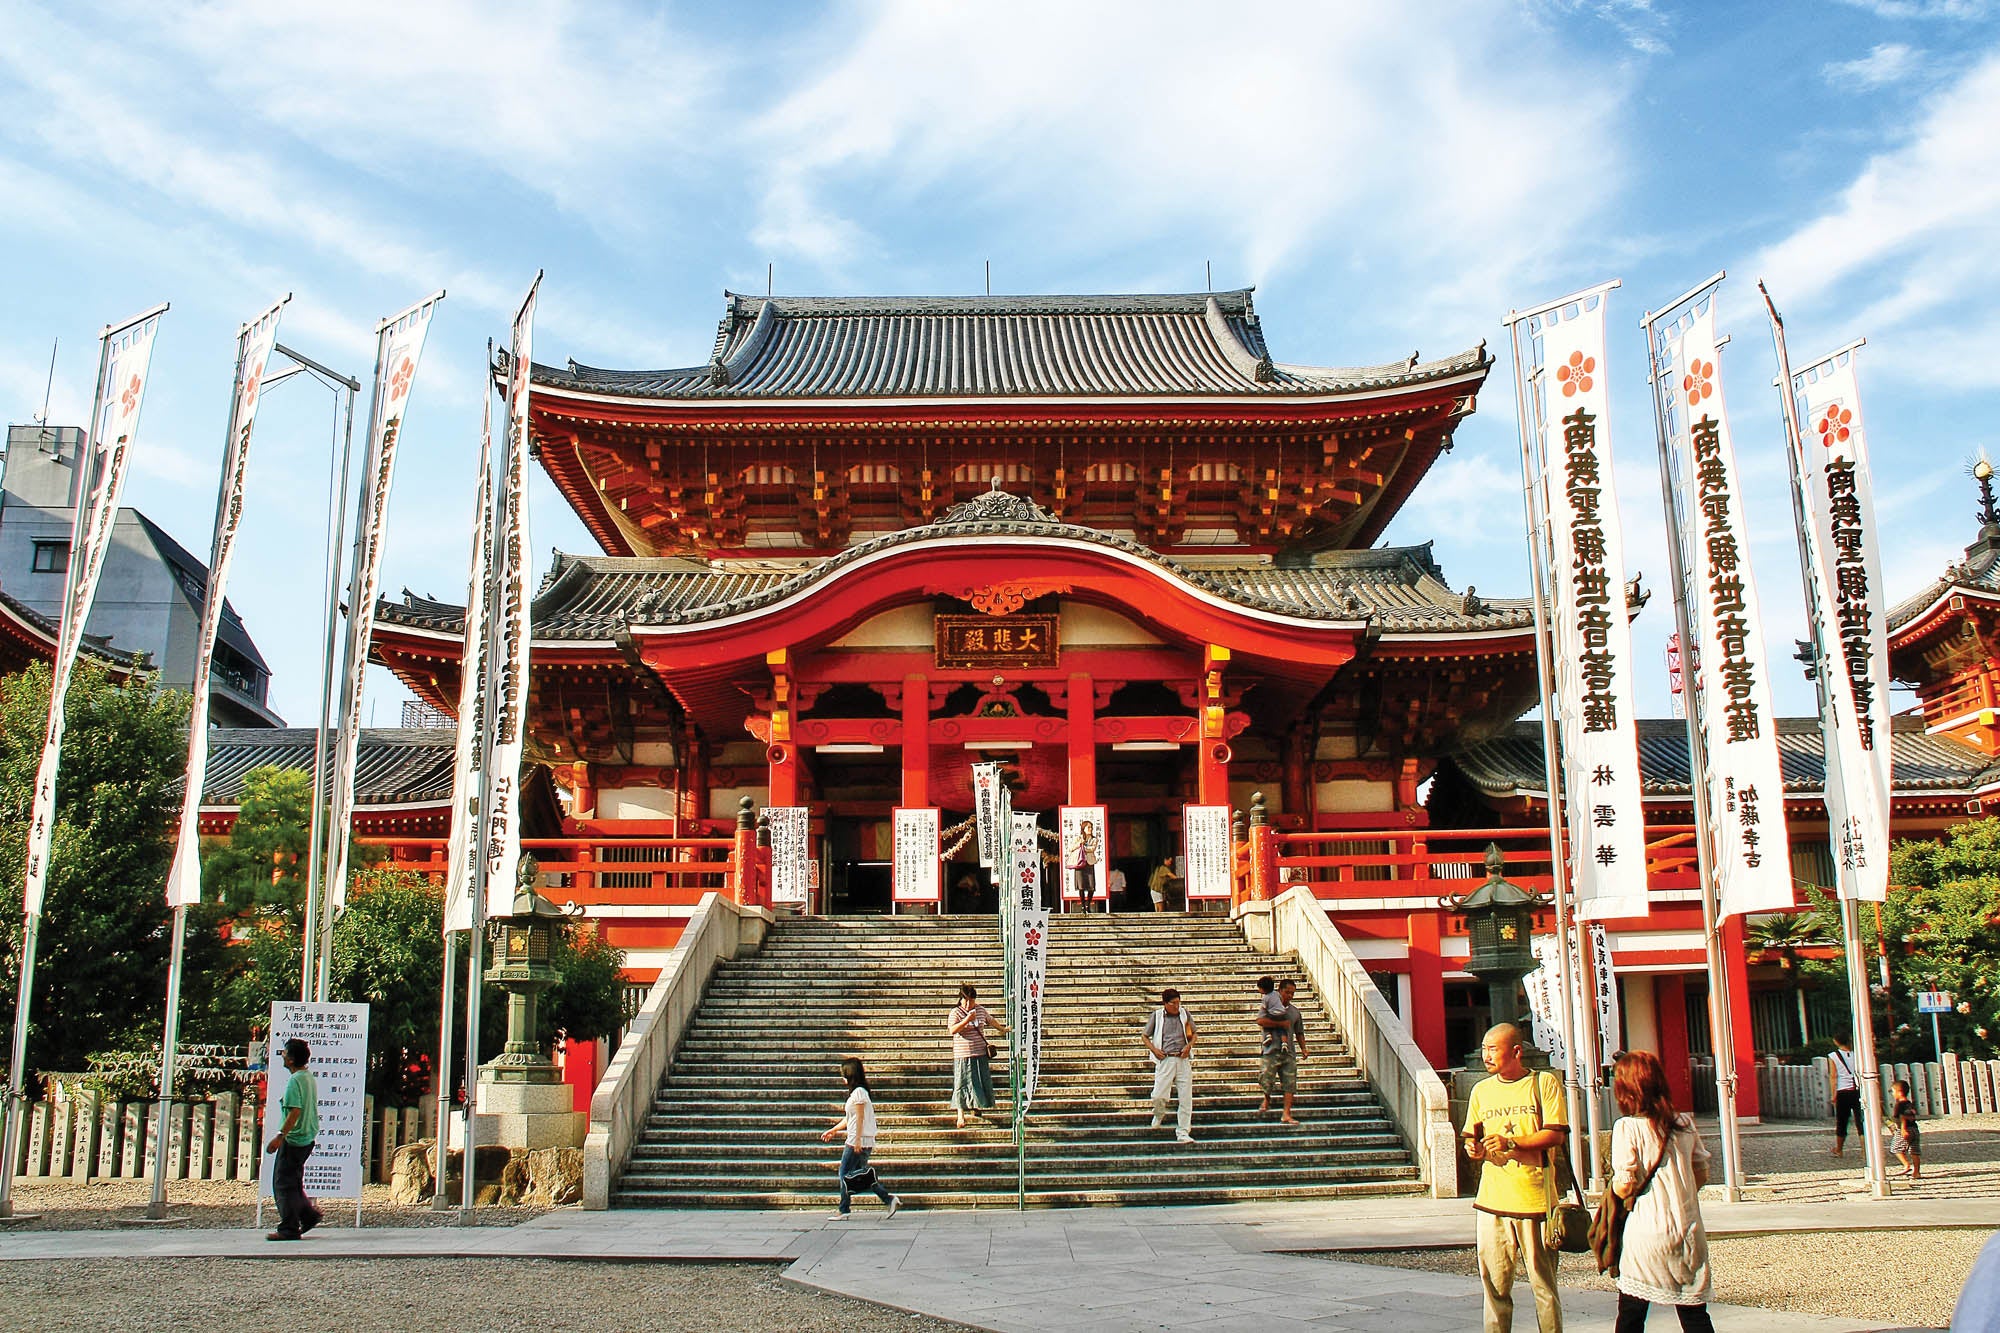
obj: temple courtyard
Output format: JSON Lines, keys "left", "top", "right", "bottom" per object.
{"left": 3, "top": 1118, "right": 1995, "bottom": 1331}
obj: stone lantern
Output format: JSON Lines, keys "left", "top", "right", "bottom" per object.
{"left": 474, "top": 855, "right": 585, "bottom": 1149}
{"left": 1442, "top": 843, "right": 1549, "bottom": 1032}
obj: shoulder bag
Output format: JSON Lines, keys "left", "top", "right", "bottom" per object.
{"left": 1588, "top": 1123, "right": 1670, "bottom": 1276}
{"left": 1536, "top": 1072, "right": 1592, "bottom": 1253}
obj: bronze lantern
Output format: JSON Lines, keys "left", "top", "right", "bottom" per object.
{"left": 1443, "top": 843, "right": 1549, "bottom": 1029}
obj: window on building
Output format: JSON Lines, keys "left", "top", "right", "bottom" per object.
{"left": 30, "top": 540, "right": 69, "bottom": 574}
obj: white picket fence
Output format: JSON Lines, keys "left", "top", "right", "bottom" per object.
{"left": 5, "top": 1089, "right": 436, "bottom": 1187}
{"left": 1737, "top": 1053, "right": 2000, "bottom": 1121}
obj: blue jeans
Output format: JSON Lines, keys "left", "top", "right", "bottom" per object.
{"left": 837, "top": 1145, "right": 893, "bottom": 1213}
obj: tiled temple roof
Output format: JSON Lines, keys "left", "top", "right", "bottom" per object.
{"left": 0, "top": 586, "right": 150, "bottom": 669}
{"left": 1888, "top": 529, "right": 2000, "bottom": 633}
{"left": 196, "top": 728, "right": 455, "bottom": 807}
{"left": 378, "top": 491, "right": 1538, "bottom": 642}
{"left": 530, "top": 290, "right": 1490, "bottom": 401}
{"left": 1450, "top": 715, "right": 1996, "bottom": 801}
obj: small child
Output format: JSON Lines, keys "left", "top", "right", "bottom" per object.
{"left": 1889, "top": 1079, "right": 1922, "bottom": 1180}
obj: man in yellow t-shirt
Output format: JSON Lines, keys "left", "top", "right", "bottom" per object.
{"left": 1463, "top": 1023, "right": 1567, "bottom": 1333}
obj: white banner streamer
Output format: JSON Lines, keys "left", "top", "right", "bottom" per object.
{"left": 1536, "top": 293, "right": 1649, "bottom": 920}
{"left": 1657, "top": 292, "right": 1793, "bottom": 918}
{"left": 1794, "top": 346, "right": 1892, "bottom": 902}
{"left": 23, "top": 304, "right": 167, "bottom": 917}
{"left": 166, "top": 296, "right": 288, "bottom": 908}
{"left": 1009, "top": 812, "right": 1048, "bottom": 1106}
{"left": 442, "top": 385, "right": 498, "bottom": 935}
{"left": 482, "top": 274, "right": 542, "bottom": 919}
{"left": 325, "top": 291, "right": 443, "bottom": 913}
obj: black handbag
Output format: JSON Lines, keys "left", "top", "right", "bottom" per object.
{"left": 1536, "top": 1074, "right": 1592, "bottom": 1254}
{"left": 842, "top": 1164, "right": 878, "bottom": 1192}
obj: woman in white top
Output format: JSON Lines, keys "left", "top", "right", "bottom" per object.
{"left": 820, "top": 1056, "right": 902, "bottom": 1219}
{"left": 1609, "top": 1049, "right": 1714, "bottom": 1332}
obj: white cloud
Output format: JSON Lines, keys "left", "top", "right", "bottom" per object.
{"left": 1835, "top": 0, "right": 1991, "bottom": 17}
{"left": 1752, "top": 49, "right": 2000, "bottom": 388}
{"left": 1822, "top": 42, "right": 1925, "bottom": 88}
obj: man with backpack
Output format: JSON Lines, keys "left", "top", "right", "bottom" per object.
{"left": 1143, "top": 988, "right": 1197, "bottom": 1143}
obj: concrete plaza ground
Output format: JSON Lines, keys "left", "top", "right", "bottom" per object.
{"left": 0, "top": 1114, "right": 1993, "bottom": 1330}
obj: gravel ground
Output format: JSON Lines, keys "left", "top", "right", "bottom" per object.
{"left": 0, "top": 1177, "right": 546, "bottom": 1229}
{"left": 1724, "top": 1113, "right": 2000, "bottom": 1203}
{"left": 1323, "top": 1229, "right": 1983, "bottom": 1329}
{"left": 0, "top": 1257, "right": 980, "bottom": 1333}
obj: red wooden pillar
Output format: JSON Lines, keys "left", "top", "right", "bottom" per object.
{"left": 1198, "top": 645, "right": 1231, "bottom": 806}
{"left": 1067, "top": 672, "right": 1095, "bottom": 805}
{"left": 1406, "top": 911, "right": 1448, "bottom": 1068}
{"left": 1281, "top": 725, "right": 1311, "bottom": 829}
{"left": 1655, "top": 974, "right": 1693, "bottom": 1109}
{"left": 901, "top": 674, "right": 930, "bottom": 808}
{"left": 1722, "top": 914, "right": 1761, "bottom": 1119}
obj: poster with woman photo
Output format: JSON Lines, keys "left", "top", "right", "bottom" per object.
{"left": 1058, "top": 805, "right": 1108, "bottom": 910}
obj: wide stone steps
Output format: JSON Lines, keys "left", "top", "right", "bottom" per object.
{"left": 612, "top": 913, "right": 1422, "bottom": 1209}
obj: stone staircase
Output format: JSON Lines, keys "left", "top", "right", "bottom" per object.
{"left": 612, "top": 913, "right": 1425, "bottom": 1207}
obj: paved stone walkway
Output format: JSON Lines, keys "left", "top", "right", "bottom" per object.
{"left": 4, "top": 1195, "right": 1994, "bottom": 1330}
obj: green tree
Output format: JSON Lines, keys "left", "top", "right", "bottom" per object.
{"left": 1801, "top": 818, "right": 2000, "bottom": 1061}
{"left": 0, "top": 662, "right": 189, "bottom": 1076}
{"left": 200, "top": 766, "right": 312, "bottom": 924}
{"left": 330, "top": 867, "right": 448, "bottom": 1103}
{"left": 1746, "top": 911, "right": 1833, "bottom": 1049}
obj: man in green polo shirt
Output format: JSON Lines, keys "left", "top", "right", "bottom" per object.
{"left": 265, "top": 1038, "right": 322, "bottom": 1241}
{"left": 1463, "top": 1023, "right": 1567, "bottom": 1332}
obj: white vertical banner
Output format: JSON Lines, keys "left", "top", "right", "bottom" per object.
{"left": 1182, "top": 804, "right": 1232, "bottom": 900}
{"left": 1535, "top": 292, "right": 1649, "bottom": 920}
{"left": 1058, "top": 806, "right": 1107, "bottom": 905}
{"left": 1587, "top": 923, "right": 1622, "bottom": 1057}
{"left": 22, "top": 304, "right": 167, "bottom": 917}
{"left": 892, "top": 807, "right": 942, "bottom": 904}
{"left": 442, "top": 385, "right": 499, "bottom": 935}
{"left": 481, "top": 274, "right": 542, "bottom": 920}
{"left": 1008, "top": 812, "right": 1048, "bottom": 1106}
{"left": 1525, "top": 935, "right": 1569, "bottom": 1070}
{"left": 972, "top": 762, "right": 1003, "bottom": 868}
{"left": 165, "top": 296, "right": 289, "bottom": 909}
{"left": 325, "top": 291, "right": 444, "bottom": 913}
{"left": 259, "top": 1001, "right": 369, "bottom": 1202}
{"left": 1656, "top": 291, "right": 1794, "bottom": 918}
{"left": 767, "top": 806, "right": 811, "bottom": 906}
{"left": 1793, "top": 346, "right": 1892, "bottom": 902}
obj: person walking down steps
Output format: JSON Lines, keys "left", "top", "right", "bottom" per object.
{"left": 1143, "top": 988, "right": 1197, "bottom": 1144}
{"left": 821, "top": 1057, "right": 903, "bottom": 1219}
{"left": 947, "top": 984, "right": 1007, "bottom": 1129}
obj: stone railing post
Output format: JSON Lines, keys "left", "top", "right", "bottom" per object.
{"left": 1248, "top": 791, "right": 1278, "bottom": 902}
{"left": 732, "top": 797, "right": 760, "bottom": 907}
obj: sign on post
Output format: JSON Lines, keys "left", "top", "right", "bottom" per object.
{"left": 1916, "top": 991, "right": 1954, "bottom": 1013}
{"left": 260, "top": 1002, "right": 369, "bottom": 1207}
{"left": 1057, "top": 805, "right": 1107, "bottom": 908}
{"left": 766, "top": 806, "right": 810, "bottom": 907}
{"left": 892, "top": 807, "right": 941, "bottom": 904}
{"left": 1182, "top": 804, "right": 1232, "bottom": 901}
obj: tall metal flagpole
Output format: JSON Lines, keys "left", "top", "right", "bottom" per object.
{"left": 296, "top": 346, "right": 361, "bottom": 1002}
{"left": 1641, "top": 280, "right": 1744, "bottom": 1200}
{"left": 430, "top": 932, "right": 459, "bottom": 1209}
{"left": 1503, "top": 305, "right": 1599, "bottom": 1188}
{"left": 0, "top": 333, "right": 112, "bottom": 1221}
{"left": 1756, "top": 285, "right": 1891, "bottom": 1199}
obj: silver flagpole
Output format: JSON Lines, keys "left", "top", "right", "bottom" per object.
{"left": 299, "top": 350, "right": 360, "bottom": 1002}
{"left": 431, "top": 931, "right": 459, "bottom": 1209}
{"left": 1756, "top": 283, "right": 1890, "bottom": 1199}
{"left": 0, "top": 332, "right": 112, "bottom": 1221}
{"left": 1641, "top": 285, "right": 1745, "bottom": 1200}
{"left": 1503, "top": 307, "right": 1597, "bottom": 1186}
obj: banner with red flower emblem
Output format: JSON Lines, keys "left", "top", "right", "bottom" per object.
{"left": 325, "top": 291, "right": 444, "bottom": 914}
{"left": 443, "top": 380, "right": 498, "bottom": 936}
{"left": 481, "top": 274, "right": 542, "bottom": 920}
{"left": 165, "top": 295, "right": 289, "bottom": 908}
{"left": 23, "top": 303, "right": 167, "bottom": 917}
{"left": 1793, "top": 343, "right": 1890, "bottom": 902}
{"left": 1009, "top": 811, "right": 1048, "bottom": 1106}
{"left": 1534, "top": 289, "right": 1648, "bottom": 920}
{"left": 1654, "top": 289, "right": 1793, "bottom": 918}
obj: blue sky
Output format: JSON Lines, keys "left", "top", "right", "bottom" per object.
{"left": 3, "top": 0, "right": 1997, "bottom": 728}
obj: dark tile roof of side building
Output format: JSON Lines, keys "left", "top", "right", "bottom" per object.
{"left": 1888, "top": 529, "right": 2000, "bottom": 633}
{"left": 196, "top": 728, "right": 456, "bottom": 807}
{"left": 530, "top": 290, "right": 1491, "bottom": 401}
{"left": 1449, "top": 715, "right": 1998, "bottom": 800}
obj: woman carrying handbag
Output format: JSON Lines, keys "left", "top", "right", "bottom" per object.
{"left": 1601, "top": 1050, "right": 1713, "bottom": 1332}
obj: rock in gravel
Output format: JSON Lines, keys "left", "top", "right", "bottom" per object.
{"left": 525, "top": 1147, "right": 583, "bottom": 1206}
{"left": 388, "top": 1142, "right": 433, "bottom": 1205}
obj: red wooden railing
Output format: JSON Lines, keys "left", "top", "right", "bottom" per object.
{"left": 1257, "top": 823, "right": 1705, "bottom": 903}
{"left": 358, "top": 833, "right": 745, "bottom": 905}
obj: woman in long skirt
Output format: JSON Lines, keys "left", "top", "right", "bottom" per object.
{"left": 947, "top": 985, "right": 1007, "bottom": 1129}
{"left": 821, "top": 1056, "right": 903, "bottom": 1219}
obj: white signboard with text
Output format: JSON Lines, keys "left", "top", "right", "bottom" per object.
{"left": 766, "top": 805, "right": 811, "bottom": 907}
{"left": 260, "top": 1001, "right": 370, "bottom": 1202}
{"left": 892, "top": 806, "right": 941, "bottom": 904}
{"left": 1182, "top": 804, "right": 1233, "bottom": 900}
{"left": 1058, "top": 805, "right": 1108, "bottom": 905}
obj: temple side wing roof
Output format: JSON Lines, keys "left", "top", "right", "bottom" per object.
{"left": 194, "top": 728, "right": 456, "bottom": 806}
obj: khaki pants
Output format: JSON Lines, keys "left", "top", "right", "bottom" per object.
{"left": 1476, "top": 1209, "right": 1563, "bottom": 1333}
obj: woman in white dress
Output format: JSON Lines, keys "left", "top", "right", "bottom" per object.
{"left": 1609, "top": 1049, "right": 1714, "bottom": 1332}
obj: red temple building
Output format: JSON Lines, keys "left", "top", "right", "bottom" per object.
{"left": 256, "top": 287, "right": 1992, "bottom": 1111}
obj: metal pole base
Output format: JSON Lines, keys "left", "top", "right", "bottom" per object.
{"left": 117, "top": 1211, "right": 192, "bottom": 1226}
{"left": 0, "top": 1208, "right": 43, "bottom": 1224}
